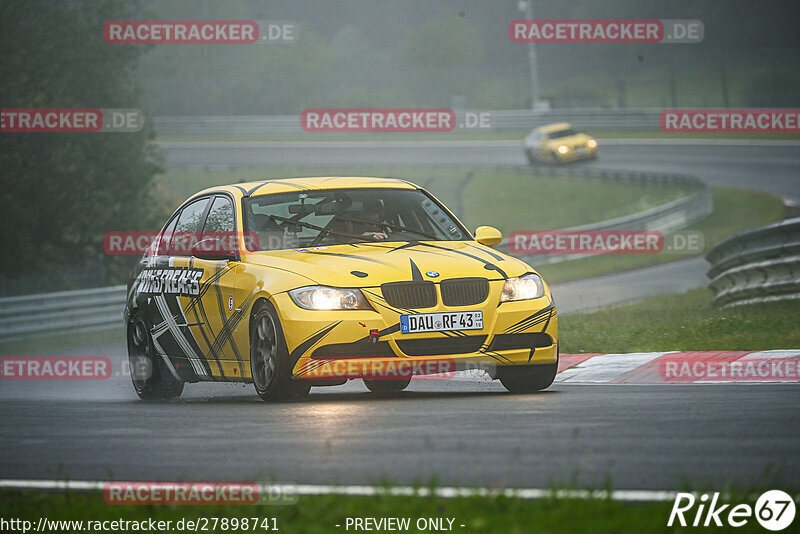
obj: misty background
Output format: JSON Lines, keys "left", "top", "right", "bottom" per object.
{"left": 1, "top": 0, "right": 799, "bottom": 293}
{"left": 139, "top": 0, "right": 800, "bottom": 114}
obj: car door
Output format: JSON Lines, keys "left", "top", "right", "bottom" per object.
{"left": 186, "top": 194, "right": 251, "bottom": 381}
{"left": 137, "top": 196, "right": 215, "bottom": 383}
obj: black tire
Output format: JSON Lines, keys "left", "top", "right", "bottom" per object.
{"left": 127, "top": 313, "right": 184, "bottom": 400}
{"left": 498, "top": 354, "right": 559, "bottom": 394}
{"left": 250, "top": 300, "right": 310, "bottom": 402}
{"left": 363, "top": 377, "right": 411, "bottom": 393}
{"left": 549, "top": 151, "right": 561, "bottom": 164}
{"left": 525, "top": 149, "right": 537, "bottom": 166}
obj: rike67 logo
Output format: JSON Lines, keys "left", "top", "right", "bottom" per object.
{"left": 669, "top": 490, "right": 796, "bottom": 531}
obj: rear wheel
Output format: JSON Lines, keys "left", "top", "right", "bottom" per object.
{"left": 127, "top": 313, "right": 184, "bottom": 400}
{"left": 250, "top": 301, "right": 310, "bottom": 402}
{"left": 363, "top": 378, "right": 411, "bottom": 393}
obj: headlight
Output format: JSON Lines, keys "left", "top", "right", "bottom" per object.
{"left": 587, "top": 139, "right": 598, "bottom": 148}
{"left": 289, "top": 286, "right": 372, "bottom": 310}
{"left": 557, "top": 145, "right": 570, "bottom": 154}
{"left": 501, "top": 274, "right": 545, "bottom": 302}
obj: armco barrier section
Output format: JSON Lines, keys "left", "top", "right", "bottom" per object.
{"left": 153, "top": 109, "right": 664, "bottom": 135}
{"left": 0, "top": 285, "right": 127, "bottom": 342}
{"left": 494, "top": 165, "right": 711, "bottom": 265}
{"left": 706, "top": 217, "right": 800, "bottom": 307}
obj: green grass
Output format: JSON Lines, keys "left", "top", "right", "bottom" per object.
{"left": 0, "top": 490, "right": 779, "bottom": 533}
{"left": 561, "top": 288, "right": 800, "bottom": 354}
{"left": 0, "top": 328, "right": 124, "bottom": 357}
{"left": 537, "top": 187, "right": 786, "bottom": 284}
{"left": 156, "top": 166, "right": 689, "bottom": 236}
{"left": 462, "top": 172, "right": 688, "bottom": 234}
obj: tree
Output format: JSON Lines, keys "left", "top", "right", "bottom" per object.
{"left": 0, "top": 0, "right": 163, "bottom": 292}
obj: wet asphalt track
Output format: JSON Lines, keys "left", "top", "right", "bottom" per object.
{"left": 1, "top": 357, "right": 798, "bottom": 490}
{"left": 1, "top": 140, "right": 798, "bottom": 490}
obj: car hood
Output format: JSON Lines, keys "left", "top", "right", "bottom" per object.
{"left": 244, "top": 241, "right": 532, "bottom": 288}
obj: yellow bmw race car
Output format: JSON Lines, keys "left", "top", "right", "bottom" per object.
{"left": 523, "top": 122, "right": 598, "bottom": 164}
{"left": 124, "top": 177, "right": 558, "bottom": 401}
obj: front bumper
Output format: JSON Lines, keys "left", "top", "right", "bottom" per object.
{"left": 553, "top": 144, "right": 598, "bottom": 162}
{"left": 272, "top": 285, "right": 558, "bottom": 380}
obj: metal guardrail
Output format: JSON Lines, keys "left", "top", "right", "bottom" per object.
{"left": 0, "top": 285, "right": 127, "bottom": 342}
{"left": 0, "top": 166, "right": 711, "bottom": 342}
{"left": 706, "top": 218, "right": 800, "bottom": 308}
{"left": 153, "top": 109, "right": 664, "bottom": 135}
{"left": 495, "top": 166, "right": 712, "bottom": 265}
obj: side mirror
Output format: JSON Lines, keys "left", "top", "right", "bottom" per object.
{"left": 190, "top": 238, "right": 237, "bottom": 261}
{"left": 475, "top": 226, "right": 503, "bottom": 247}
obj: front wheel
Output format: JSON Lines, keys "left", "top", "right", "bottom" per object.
{"left": 127, "top": 313, "right": 184, "bottom": 400}
{"left": 250, "top": 301, "right": 310, "bottom": 402}
{"left": 363, "top": 378, "right": 411, "bottom": 393}
{"left": 498, "top": 362, "right": 558, "bottom": 393}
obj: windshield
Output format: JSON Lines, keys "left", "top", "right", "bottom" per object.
{"left": 243, "top": 187, "right": 470, "bottom": 251}
{"left": 547, "top": 128, "right": 578, "bottom": 139}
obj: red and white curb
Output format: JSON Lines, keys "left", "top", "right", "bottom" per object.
{"left": 558, "top": 350, "right": 800, "bottom": 384}
{"left": 428, "top": 350, "right": 800, "bottom": 384}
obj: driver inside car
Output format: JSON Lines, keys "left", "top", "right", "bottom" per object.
{"left": 328, "top": 198, "right": 389, "bottom": 242}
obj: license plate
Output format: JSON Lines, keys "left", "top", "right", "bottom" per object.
{"left": 575, "top": 147, "right": 588, "bottom": 154}
{"left": 400, "top": 311, "right": 483, "bottom": 334}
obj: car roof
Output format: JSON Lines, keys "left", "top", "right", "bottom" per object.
{"left": 193, "top": 176, "right": 419, "bottom": 199}
{"left": 535, "top": 122, "right": 573, "bottom": 133}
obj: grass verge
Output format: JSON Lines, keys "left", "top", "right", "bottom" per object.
{"left": 461, "top": 171, "right": 687, "bottom": 234}
{"left": 0, "top": 490, "right": 777, "bottom": 533}
{"left": 0, "top": 328, "right": 124, "bottom": 357}
{"left": 560, "top": 288, "right": 800, "bottom": 354}
{"left": 537, "top": 187, "right": 786, "bottom": 284}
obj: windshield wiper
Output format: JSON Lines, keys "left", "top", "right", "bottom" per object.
{"left": 335, "top": 216, "right": 439, "bottom": 240}
{"left": 267, "top": 214, "right": 364, "bottom": 241}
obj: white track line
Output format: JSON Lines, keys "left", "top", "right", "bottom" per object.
{"left": 0, "top": 479, "right": 678, "bottom": 502}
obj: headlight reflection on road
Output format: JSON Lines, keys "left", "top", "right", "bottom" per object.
{"left": 291, "top": 402, "right": 368, "bottom": 438}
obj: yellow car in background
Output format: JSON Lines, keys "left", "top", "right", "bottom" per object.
{"left": 523, "top": 122, "right": 598, "bottom": 164}
{"left": 124, "top": 177, "right": 559, "bottom": 401}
